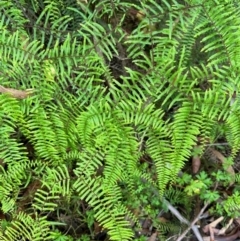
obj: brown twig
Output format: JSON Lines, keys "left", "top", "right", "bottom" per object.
{"left": 163, "top": 199, "right": 205, "bottom": 241}
{"left": 176, "top": 202, "right": 209, "bottom": 241}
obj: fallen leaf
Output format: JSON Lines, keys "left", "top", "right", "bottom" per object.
{"left": 202, "top": 216, "right": 224, "bottom": 233}
{"left": 218, "top": 218, "right": 233, "bottom": 235}
{"left": 192, "top": 156, "right": 201, "bottom": 174}
{"left": 147, "top": 232, "right": 158, "bottom": 241}
{"left": 0, "top": 85, "right": 34, "bottom": 99}
{"left": 203, "top": 228, "right": 240, "bottom": 241}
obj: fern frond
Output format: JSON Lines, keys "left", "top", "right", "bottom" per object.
{"left": 74, "top": 175, "right": 133, "bottom": 241}
{"left": 3, "top": 212, "right": 51, "bottom": 241}
{"left": 170, "top": 102, "right": 201, "bottom": 176}
{"left": 195, "top": 3, "right": 240, "bottom": 66}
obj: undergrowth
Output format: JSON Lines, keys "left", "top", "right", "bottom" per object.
{"left": 0, "top": 0, "right": 240, "bottom": 240}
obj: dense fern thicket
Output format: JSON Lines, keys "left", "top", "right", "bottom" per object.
{"left": 0, "top": 0, "right": 240, "bottom": 240}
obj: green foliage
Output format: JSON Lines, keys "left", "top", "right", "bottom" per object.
{"left": 0, "top": 0, "right": 240, "bottom": 240}
{"left": 216, "top": 191, "right": 240, "bottom": 218}
{"left": 175, "top": 169, "right": 240, "bottom": 218}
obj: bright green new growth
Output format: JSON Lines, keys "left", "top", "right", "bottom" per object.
{"left": 0, "top": 0, "right": 240, "bottom": 240}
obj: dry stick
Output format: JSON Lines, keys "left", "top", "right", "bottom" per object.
{"left": 175, "top": 202, "right": 209, "bottom": 241}
{"left": 142, "top": 178, "right": 210, "bottom": 241}
{"left": 143, "top": 179, "right": 205, "bottom": 241}
{"left": 163, "top": 198, "right": 205, "bottom": 241}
